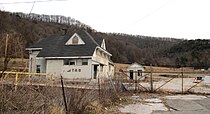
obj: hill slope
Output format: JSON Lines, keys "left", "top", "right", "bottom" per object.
{"left": 1, "top": 10, "right": 209, "bottom": 68}
{"left": 165, "top": 39, "right": 210, "bottom": 68}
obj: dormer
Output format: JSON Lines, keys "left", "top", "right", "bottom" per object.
{"left": 65, "top": 33, "right": 85, "bottom": 45}
{"left": 101, "top": 39, "right": 106, "bottom": 50}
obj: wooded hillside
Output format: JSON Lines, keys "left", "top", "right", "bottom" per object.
{"left": 0, "top": 10, "right": 210, "bottom": 68}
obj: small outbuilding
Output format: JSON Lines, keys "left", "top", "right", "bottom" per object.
{"left": 127, "top": 62, "right": 145, "bottom": 80}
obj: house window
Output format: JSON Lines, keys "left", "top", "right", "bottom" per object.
{"left": 69, "top": 60, "right": 75, "bottom": 65}
{"left": 36, "top": 65, "right": 40, "bottom": 73}
{"left": 64, "top": 59, "right": 75, "bottom": 65}
{"left": 64, "top": 59, "right": 69, "bottom": 65}
{"left": 82, "top": 59, "right": 88, "bottom": 65}
{"left": 76, "top": 59, "right": 88, "bottom": 65}
{"left": 72, "top": 36, "right": 78, "bottom": 44}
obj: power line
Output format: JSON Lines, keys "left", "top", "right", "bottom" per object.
{"left": 0, "top": 0, "right": 67, "bottom": 5}
{"left": 29, "top": 1, "right": 35, "bottom": 14}
{"left": 121, "top": 0, "right": 173, "bottom": 32}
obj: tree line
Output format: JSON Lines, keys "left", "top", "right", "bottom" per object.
{"left": 0, "top": 10, "right": 210, "bottom": 69}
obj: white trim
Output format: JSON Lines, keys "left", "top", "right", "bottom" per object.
{"left": 91, "top": 60, "right": 107, "bottom": 66}
{"left": 26, "top": 48, "right": 42, "bottom": 50}
{"left": 45, "top": 56, "right": 92, "bottom": 59}
{"left": 92, "top": 61, "right": 100, "bottom": 65}
{"left": 65, "top": 33, "right": 85, "bottom": 45}
{"left": 96, "top": 46, "right": 112, "bottom": 56}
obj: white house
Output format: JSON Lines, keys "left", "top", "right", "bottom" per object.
{"left": 26, "top": 30, "right": 114, "bottom": 80}
{"left": 127, "top": 62, "right": 145, "bottom": 80}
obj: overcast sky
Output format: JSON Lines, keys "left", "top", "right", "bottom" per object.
{"left": 0, "top": 0, "right": 210, "bottom": 39}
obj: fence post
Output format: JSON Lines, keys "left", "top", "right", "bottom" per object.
{"left": 118, "top": 71, "right": 122, "bottom": 92}
{"left": 181, "top": 68, "right": 184, "bottom": 94}
{"left": 60, "top": 75, "right": 68, "bottom": 113}
{"left": 98, "top": 74, "right": 101, "bottom": 103}
{"left": 150, "top": 65, "right": 153, "bottom": 92}
{"left": 135, "top": 71, "right": 138, "bottom": 92}
{"left": 15, "top": 73, "right": 19, "bottom": 91}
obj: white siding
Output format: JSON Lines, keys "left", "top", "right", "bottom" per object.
{"left": 92, "top": 48, "right": 111, "bottom": 77}
{"left": 36, "top": 57, "right": 46, "bottom": 73}
{"left": 29, "top": 51, "right": 47, "bottom": 73}
{"left": 46, "top": 59, "right": 63, "bottom": 77}
{"left": 61, "top": 59, "right": 92, "bottom": 79}
{"left": 46, "top": 59, "right": 92, "bottom": 79}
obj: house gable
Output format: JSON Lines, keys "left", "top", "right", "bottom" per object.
{"left": 65, "top": 33, "right": 85, "bottom": 45}
{"left": 101, "top": 39, "right": 106, "bottom": 50}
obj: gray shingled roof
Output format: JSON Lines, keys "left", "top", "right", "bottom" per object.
{"left": 29, "top": 30, "right": 101, "bottom": 57}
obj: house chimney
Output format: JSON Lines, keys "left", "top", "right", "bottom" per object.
{"left": 62, "top": 28, "right": 67, "bottom": 35}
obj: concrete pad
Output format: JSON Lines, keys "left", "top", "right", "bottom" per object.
{"left": 119, "top": 103, "right": 167, "bottom": 114}
{"left": 172, "top": 110, "right": 210, "bottom": 114}
{"left": 195, "top": 98, "right": 210, "bottom": 110}
{"left": 166, "top": 99, "right": 208, "bottom": 111}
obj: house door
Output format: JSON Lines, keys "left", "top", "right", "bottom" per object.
{"left": 130, "top": 70, "right": 133, "bottom": 80}
{"left": 93, "top": 65, "right": 98, "bottom": 79}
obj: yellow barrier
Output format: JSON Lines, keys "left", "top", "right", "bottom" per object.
{"left": 0, "top": 71, "right": 55, "bottom": 91}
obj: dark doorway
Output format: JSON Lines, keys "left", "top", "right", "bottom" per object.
{"left": 130, "top": 70, "right": 133, "bottom": 80}
{"left": 138, "top": 70, "right": 142, "bottom": 76}
{"left": 93, "top": 65, "right": 98, "bottom": 79}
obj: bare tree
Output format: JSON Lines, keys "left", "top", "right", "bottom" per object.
{"left": 0, "top": 32, "right": 25, "bottom": 78}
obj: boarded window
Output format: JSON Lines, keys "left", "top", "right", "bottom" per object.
{"left": 72, "top": 36, "right": 79, "bottom": 44}
{"left": 82, "top": 59, "right": 88, "bottom": 65}
{"left": 64, "top": 59, "right": 69, "bottom": 65}
{"left": 76, "top": 59, "right": 82, "bottom": 65}
{"left": 64, "top": 59, "right": 75, "bottom": 65}
{"left": 76, "top": 59, "right": 88, "bottom": 65}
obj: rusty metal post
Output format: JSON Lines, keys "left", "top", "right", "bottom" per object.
{"left": 60, "top": 75, "right": 68, "bottom": 113}
{"left": 150, "top": 71, "right": 153, "bottom": 92}
{"left": 119, "top": 71, "right": 122, "bottom": 92}
{"left": 98, "top": 74, "right": 101, "bottom": 103}
{"left": 181, "top": 68, "right": 184, "bottom": 94}
{"left": 135, "top": 71, "right": 138, "bottom": 93}
{"left": 150, "top": 65, "right": 153, "bottom": 92}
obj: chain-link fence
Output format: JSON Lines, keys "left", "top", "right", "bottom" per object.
{"left": 114, "top": 70, "right": 210, "bottom": 94}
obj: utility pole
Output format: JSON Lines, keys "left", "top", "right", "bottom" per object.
{"left": 5, "top": 34, "right": 8, "bottom": 57}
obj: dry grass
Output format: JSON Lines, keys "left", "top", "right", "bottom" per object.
{"left": 0, "top": 83, "right": 99, "bottom": 114}
{"left": 0, "top": 76, "right": 124, "bottom": 114}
